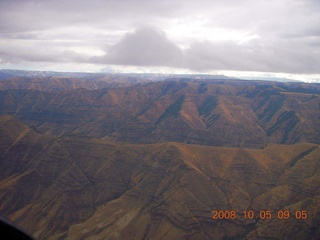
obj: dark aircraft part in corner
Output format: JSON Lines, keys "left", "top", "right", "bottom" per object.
{"left": 0, "top": 216, "right": 34, "bottom": 240}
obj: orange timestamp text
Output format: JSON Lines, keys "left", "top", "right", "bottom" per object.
{"left": 212, "top": 210, "right": 308, "bottom": 220}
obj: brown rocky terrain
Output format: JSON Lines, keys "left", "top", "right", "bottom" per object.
{"left": 0, "top": 78, "right": 319, "bottom": 148}
{"left": 0, "top": 72, "right": 320, "bottom": 240}
{"left": 0, "top": 74, "right": 149, "bottom": 92}
{"left": 0, "top": 116, "right": 319, "bottom": 240}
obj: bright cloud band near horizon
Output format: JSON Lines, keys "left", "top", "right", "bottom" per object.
{"left": 1, "top": 0, "right": 320, "bottom": 82}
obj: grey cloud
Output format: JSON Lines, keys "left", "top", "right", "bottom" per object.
{"left": 92, "top": 26, "right": 320, "bottom": 74}
{"left": 184, "top": 41, "right": 266, "bottom": 72}
{"left": 184, "top": 38, "right": 320, "bottom": 74}
{"left": 0, "top": 48, "right": 91, "bottom": 64}
{"left": 2, "top": 0, "right": 319, "bottom": 35}
{"left": 94, "top": 28, "right": 183, "bottom": 67}
{"left": 0, "top": 0, "right": 178, "bottom": 34}
{"left": 1, "top": 0, "right": 320, "bottom": 75}
{"left": 2, "top": 23, "right": 319, "bottom": 74}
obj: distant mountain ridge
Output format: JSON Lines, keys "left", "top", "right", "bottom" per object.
{"left": 1, "top": 69, "right": 309, "bottom": 83}
{"left": 0, "top": 77, "right": 319, "bottom": 148}
{"left": 0, "top": 69, "right": 234, "bottom": 81}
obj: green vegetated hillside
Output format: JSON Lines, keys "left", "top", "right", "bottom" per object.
{"left": 0, "top": 73, "right": 320, "bottom": 240}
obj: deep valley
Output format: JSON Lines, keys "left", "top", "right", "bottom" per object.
{"left": 0, "top": 70, "right": 319, "bottom": 239}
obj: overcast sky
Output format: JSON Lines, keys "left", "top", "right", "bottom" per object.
{"left": 0, "top": 0, "right": 320, "bottom": 81}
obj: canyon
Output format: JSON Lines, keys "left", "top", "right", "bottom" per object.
{"left": 0, "top": 70, "right": 319, "bottom": 239}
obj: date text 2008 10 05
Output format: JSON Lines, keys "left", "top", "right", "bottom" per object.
{"left": 212, "top": 210, "right": 308, "bottom": 220}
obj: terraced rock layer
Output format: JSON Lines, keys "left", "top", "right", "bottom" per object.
{"left": 0, "top": 79, "right": 319, "bottom": 148}
{"left": 0, "top": 116, "right": 319, "bottom": 240}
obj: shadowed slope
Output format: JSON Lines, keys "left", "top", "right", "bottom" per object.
{"left": 0, "top": 79, "right": 319, "bottom": 148}
{"left": 0, "top": 117, "right": 319, "bottom": 240}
